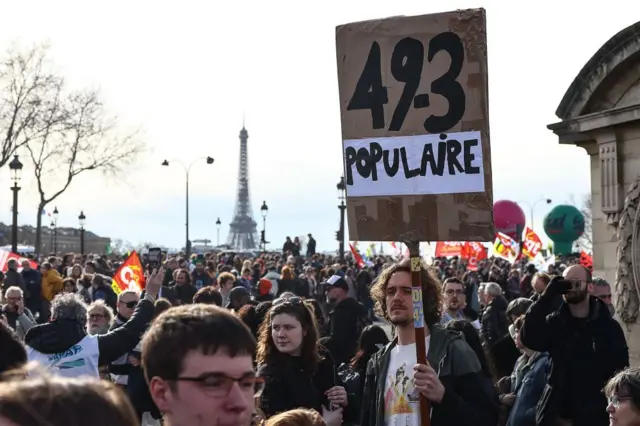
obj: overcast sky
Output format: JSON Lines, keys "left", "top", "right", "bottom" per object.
{"left": 0, "top": 0, "right": 636, "bottom": 252}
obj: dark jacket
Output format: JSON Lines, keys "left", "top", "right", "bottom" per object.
{"left": 506, "top": 352, "right": 549, "bottom": 426}
{"left": 191, "top": 270, "right": 213, "bottom": 289}
{"left": 530, "top": 292, "right": 563, "bottom": 312}
{"left": 521, "top": 295, "right": 629, "bottom": 426}
{"left": 360, "top": 325, "right": 498, "bottom": 426}
{"left": 481, "top": 295, "right": 509, "bottom": 347}
{"left": 257, "top": 352, "right": 339, "bottom": 417}
{"left": 306, "top": 237, "right": 316, "bottom": 256}
{"left": 324, "top": 297, "right": 367, "bottom": 367}
{"left": 25, "top": 298, "right": 154, "bottom": 367}
{"left": 108, "top": 315, "right": 134, "bottom": 377}
{"left": 21, "top": 268, "right": 42, "bottom": 311}
{"left": 174, "top": 284, "right": 197, "bottom": 305}
{"left": 2, "top": 269, "right": 25, "bottom": 294}
{"left": 91, "top": 284, "right": 118, "bottom": 312}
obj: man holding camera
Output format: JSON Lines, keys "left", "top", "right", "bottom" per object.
{"left": 521, "top": 265, "right": 628, "bottom": 426}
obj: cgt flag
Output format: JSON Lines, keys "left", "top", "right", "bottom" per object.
{"left": 111, "top": 251, "right": 146, "bottom": 295}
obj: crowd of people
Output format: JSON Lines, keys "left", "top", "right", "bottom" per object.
{"left": 0, "top": 242, "right": 637, "bottom": 426}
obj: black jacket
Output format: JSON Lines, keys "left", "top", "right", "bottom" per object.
{"left": 25, "top": 298, "right": 154, "bottom": 367}
{"left": 324, "top": 297, "right": 367, "bottom": 367}
{"left": 257, "top": 352, "right": 339, "bottom": 417}
{"left": 480, "top": 295, "right": 509, "bottom": 347}
{"left": 521, "top": 294, "right": 629, "bottom": 426}
{"left": 360, "top": 324, "right": 498, "bottom": 426}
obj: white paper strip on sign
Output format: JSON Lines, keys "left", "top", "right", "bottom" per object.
{"left": 343, "top": 131, "right": 484, "bottom": 197}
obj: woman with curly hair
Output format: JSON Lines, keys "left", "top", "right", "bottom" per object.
{"left": 256, "top": 297, "right": 348, "bottom": 422}
{"left": 361, "top": 258, "right": 498, "bottom": 426}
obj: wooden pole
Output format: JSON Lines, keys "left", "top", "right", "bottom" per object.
{"left": 407, "top": 240, "right": 431, "bottom": 426}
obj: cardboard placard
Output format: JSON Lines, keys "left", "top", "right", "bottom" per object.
{"left": 336, "top": 8, "right": 493, "bottom": 242}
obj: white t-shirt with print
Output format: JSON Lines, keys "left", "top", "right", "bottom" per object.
{"left": 383, "top": 336, "right": 431, "bottom": 426}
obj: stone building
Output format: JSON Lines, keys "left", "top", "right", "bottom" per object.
{"left": 548, "top": 21, "right": 640, "bottom": 364}
{"left": 0, "top": 223, "right": 110, "bottom": 255}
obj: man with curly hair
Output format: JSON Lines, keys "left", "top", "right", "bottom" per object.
{"left": 360, "top": 258, "right": 498, "bottom": 426}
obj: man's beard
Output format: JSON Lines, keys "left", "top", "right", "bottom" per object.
{"left": 388, "top": 304, "right": 412, "bottom": 327}
{"left": 390, "top": 317, "right": 412, "bottom": 327}
{"left": 89, "top": 324, "right": 110, "bottom": 335}
{"left": 564, "top": 290, "right": 588, "bottom": 305}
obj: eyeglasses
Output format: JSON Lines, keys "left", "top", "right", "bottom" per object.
{"left": 169, "top": 372, "right": 264, "bottom": 397}
{"left": 565, "top": 279, "right": 585, "bottom": 291}
{"left": 273, "top": 296, "right": 303, "bottom": 307}
{"left": 608, "top": 395, "right": 632, "bottom": 408}
{"left": 444, "top": 289, "right": 464, "bottom": 296}
{"left": 120, "top": 300, "right": 138, "bottom": 309}
{"left": 89, "top": 313, "right": 105, "bottom": 321}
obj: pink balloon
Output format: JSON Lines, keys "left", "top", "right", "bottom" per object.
{"left": 494, "top": 200, "right": 526, "bottom": 241}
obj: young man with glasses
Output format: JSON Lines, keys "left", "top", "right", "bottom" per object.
{"left": 143, "top": 304, "right": 260, "bottom": 426}
{"left": 440, "top": 277, "right": 479, "bottom": 328}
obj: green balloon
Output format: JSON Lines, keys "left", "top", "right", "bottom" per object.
{"left": 543, "top": 205, "right": 585, "bottom": 254}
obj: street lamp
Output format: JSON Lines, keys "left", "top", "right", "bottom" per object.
{"left": 162, "top": 156, "right": 215, "bottom": 257}
{"left": 9, "top": 155, "right": 23, "bottom": 253}
{"left": 260, "top": 201, "right": 268, "bottom": 253}
{"left": 517, "top": 198, "right": 552, "bottom": 233}
{"left": 78, "top": 211, "right": 86, "bottom": 255}
{"left": 52, "top": 206, "right": 59, "bottom": 253}
{"left": 216, "top": 217, "right": 221, "bottom": 247}
{"left": 337, "top": 176, "right": 347, "bottom": 262}
{"left": 50, "top": 221, "right": 55, "bottom": 252}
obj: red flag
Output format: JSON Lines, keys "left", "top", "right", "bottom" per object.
{"left": 349, "top": 243, "right": 365, "bottom": 268}
{"left": 435, "top": 242, "right": 464, "bottom": 257}
{"left": 517, "top": 227, "right": 543, "bottom": 261}
{"left": 111, "top": 251, "right": 146, "bottom": 294}
{"left": 0, "top": 249, "right": 38, "bottom": 273}
{"left": 461, "top": 242, "right": 487, "bottom": 271}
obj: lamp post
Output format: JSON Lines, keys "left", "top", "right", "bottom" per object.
{"left": 162, "top": 156, "right": 214, "bottom": 257}
{"left": 260, "top": 201, "right": 268, "bottom": 253}
{"left": 50, "top": 221, "right": 55, "bottom": 251}
{"left": 9, "top": 155, "right": 23, "bottom": 253}
{"left": 337, "top": 176, "right": 346, "bottom": 263}
{"left": 216, "top": 217, "right": 221, "bottom": 247}
{"left": 51, "top": 206, "right": 60, "bottom": 254}
{"left": 517, "top": 198, "right": 552, "bottom": 233}
{"left": 52, "top": 206, "right": 59, "bottom": 253}
{"left": 79, "top": 211, "right": 86, "bottom": 255}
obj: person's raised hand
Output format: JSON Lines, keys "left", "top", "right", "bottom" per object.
{"left": 146, "top": 267, "right": 164, "bottom": 298}
{"left": 16, "top": 298, "right": 24, "bottom": 316}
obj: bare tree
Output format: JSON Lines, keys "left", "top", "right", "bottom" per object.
{"left": 0, "top": 44, "right": 60, "bottom": 168}
{"left": 16, "top": 47, "right": 144, "bottom": 254}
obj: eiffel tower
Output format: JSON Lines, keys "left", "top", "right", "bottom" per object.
{"left": 226, "top": 125, "right": 259, "bottom": 250}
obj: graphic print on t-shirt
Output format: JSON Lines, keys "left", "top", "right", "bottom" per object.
{"left": 383, "top": 338, "right": 430, "bottom": 425}
{"left": 385, "top": 361, "right": 420, "bottom": 415}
